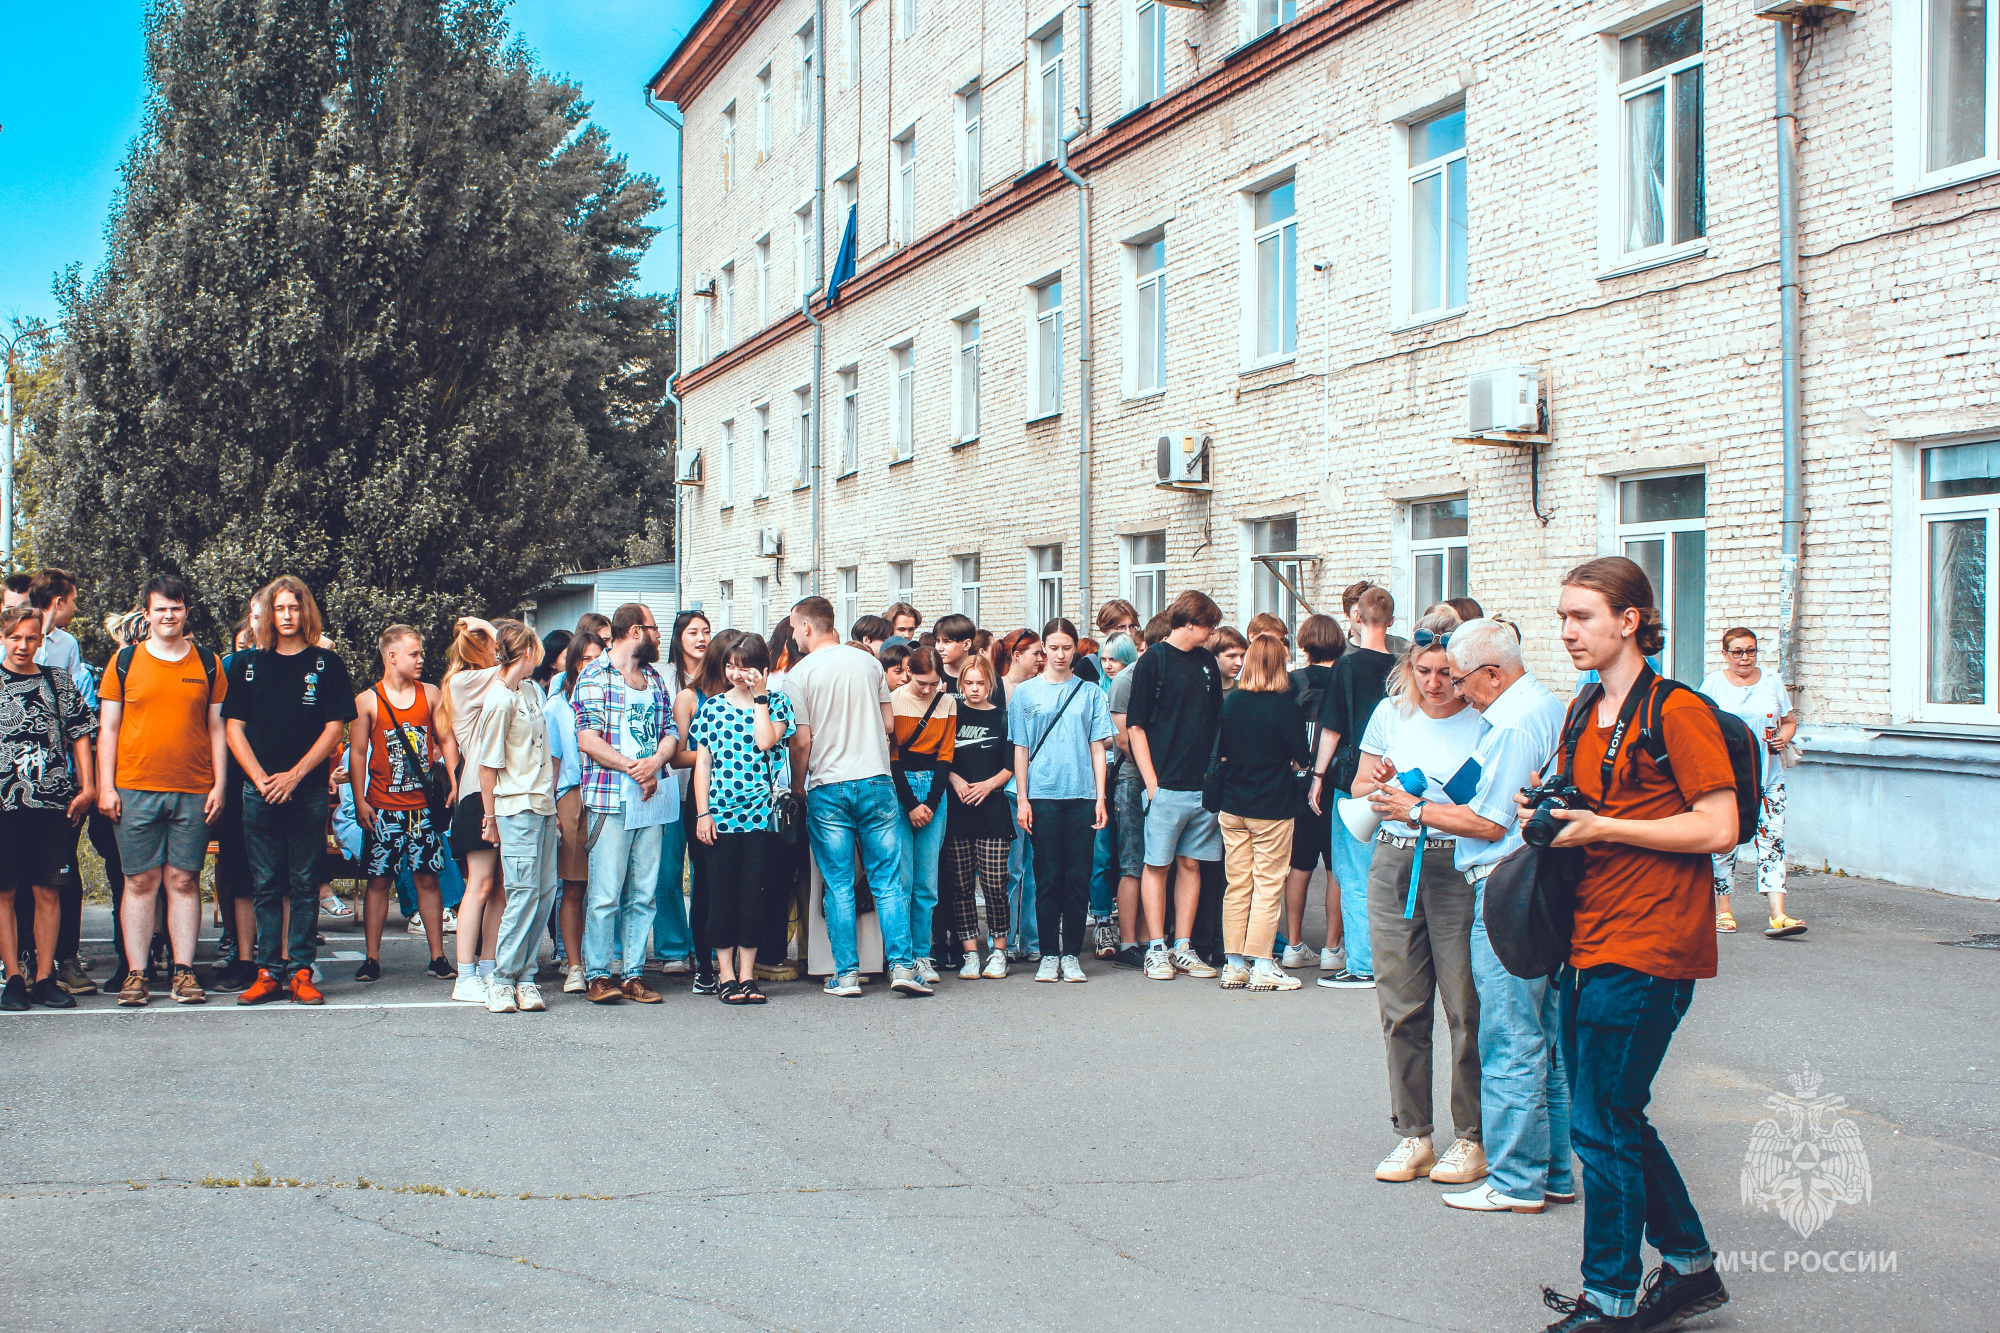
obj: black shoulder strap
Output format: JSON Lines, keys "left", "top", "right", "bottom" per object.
{"left": 901, "top": 688, "right": 948, "bottom": 760}
{"left": 1640, "top": 675, "right": 1682, "bottom": 772}
{"left": 1553, "top": 682, "right": 1602, "bottom": 782}
{"left": 1028, "top": 680, "right": 1087, "bottom": 765}
{"left": 196, "top": 646, "right": 218, "bottom": 692}
{"left": 115, "top": 645, "right": 136, "bottom": 693}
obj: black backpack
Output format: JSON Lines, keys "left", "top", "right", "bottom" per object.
{"left": 115, "top": 644, "right": 219, "bottom": 696}
{"left": 1605, "top": 673, "right": 1765, "bottom": 851}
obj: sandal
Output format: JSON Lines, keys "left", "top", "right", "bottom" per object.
{"left": 720, "top": 980, "right": 748, "bottom": 1005}
{"left": 738, "top": 979, "right": 767, "bottom": 1004}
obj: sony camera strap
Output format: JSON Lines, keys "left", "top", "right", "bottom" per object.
{"left": 1595, "top": 666, "right": 1658, "bottom": 798}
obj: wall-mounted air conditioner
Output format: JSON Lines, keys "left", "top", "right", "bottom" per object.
{"left": 691, "top": 270, "right": 715, "bottom": 297}
{"left": 757, "top": 527, "right": 783, "bottom": 558}
{"left": 1466, "top": 366, "right": 1540, "bottom": 435}
{"left": 1155, "top": 430, "right": 1211, "bottom": 489}
{"left": 674, "top": 447, "right": 703, "bottom": 485}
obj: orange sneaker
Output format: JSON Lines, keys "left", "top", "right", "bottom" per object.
{"left": 289, "top": 968, "right": 324, "bottom": 1005}
{"left": 237, "top": 968, "right": 286, "bottom": 1005}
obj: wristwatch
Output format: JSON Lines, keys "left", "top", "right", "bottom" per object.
{"left": 753, "top": 693, "right": 770, "bottom": 704}
{"left": 1409, "top": 801, "right": 1426, "bottom": 829}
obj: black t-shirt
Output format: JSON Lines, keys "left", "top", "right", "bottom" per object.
{"left": 1219, "top": 689, "right": 1311, "bottom": 820}
{"left": 946, "top": 702, "right": 1014, "bottom": 840}
{"left": 1123, "top": 640, "right": 1223, "bottom": 791}
{"left": 1317, "top": 648, "right": 1396, "bottom": 787}
{"left": 220, "top": 645, "right": 357, "bottom": 784}
{"left": 0, "top": 665, "right": 96, "bottom": 811}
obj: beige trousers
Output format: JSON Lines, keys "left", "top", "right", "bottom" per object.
{"left": 1220, "top": 813, "right": 1295, "bottom": 960}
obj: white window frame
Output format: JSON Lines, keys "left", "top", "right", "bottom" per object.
{"left": 954, "top": 312, "right": 982, "bottom": 443}
{"left": 1125, "top": 0, "right": 1167, "bottom": 110}
{"left": 1609, "top": 468, "right": 1708, "bottom": 683}
{"left": 1594, "top": 4, "right": 1706, "bottom": 277}
{"left": 1031, "top": 22, "right": 1066, "bottom": 165}
{"left": 1251, "top": 0, "right": 1297, "bottom": 40}
{"left": 1405, "top": 494, "right": 1470, "bottom": 619}
{"left": 1121, "top": 531, "right": 1168, "bottom": 623}
{"left": 694, "top": 291, "right": 711, "bottom": 366}
{"left": 720, "top": 418, "right": 737, "bottom": 508}
{"left": 889, "top": 560, "right": 914, "bottom": 607}
{"left": 1029, "top": 544, "right": 1064, "bottom": 625}
{"left": 721, "top": 102, "right": 737, "bottom": 192}
{"left": 1125, "top": 232, "right": 1166, "bottom": 396}
{"left": 793, "top": 386, "right": 813, "bottom": 488}
{"left": 796, "top": 21, "right": 817, "bottom": 134}
{"left": 891, "top": 341, "right": 916, "bottom": 460}
{"left": 1893, "top": 0, "right": 2000, "bottom": 197}
{"left": 846, "top": 0, "right": 864, "bottom": 86}
{"left": 1242, "top": 175, "right": 1297, "bottom": 368}
{"left": 717, "top": 580, "right": 736, "bottom": 630}
{"left": 1239, "top": 516, "right": 1301, "bottom": 637}
{"left": 756, "top": 66, "right": 774, "bottom": 158}
{"left": 752, "top": 406, "right": 770, "bottom": 499}
{"left": 892, "top": 126, "right": 917, "bottom": 245}
{"left": 794, "top": 571, "right": 813, "bottom": 604}
{"left": 719, "top": 262, "right": 736, "bottom": 350}
{"left": 838, "top": 366, "right": 860, "bottom": 476}
{"left": 1029, "top": 275, "right": 1064, "bottom": 420}
{"left": 838, "top": 567, "right": 860, "bottom": 634}
{"left": 899, "top": 0, "right": 917, "bottom": 39}
{"left": 794, "top": 201, "right": 815, "bottom": 305}
{"left": 957, "top": 85, "right": 983, "bottom": 211}
{"left": 755, "top": 235, "right": 772, "bottom": 326}
{"left": 753, "top": 575, "right": 771, "bottom": 635}
{"left": 953, "top": 553, "right": 983, "bottom": 623}
{"left": 1902, "top": 438, "right": 2000, "bottom": 721}
{"left": 1389, "top": 101, "right": 1468, "bottom": 328}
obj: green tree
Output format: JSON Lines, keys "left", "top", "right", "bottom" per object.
{"left": 36, "top": 0, "right": 673, "bottom": 669}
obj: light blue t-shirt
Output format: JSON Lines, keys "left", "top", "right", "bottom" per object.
{"left": 1007, "top": 675, "right": 1115, "bottom": 802}
{"left": 545, "top": 688, "right": 583, "bottom": 798}
{"left": 1455, "top": 670, "right": 1568, "bottom": 873}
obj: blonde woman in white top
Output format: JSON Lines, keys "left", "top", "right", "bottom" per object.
{"left": 474, "top": 621, "right": 559, "bottom": 1013}
{"left": 437, "top": 617, "right": 504, "bottom": 1001}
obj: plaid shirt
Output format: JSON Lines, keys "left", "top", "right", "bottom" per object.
{"left": 570, "top": 655, "right": 676, "bottom": 814}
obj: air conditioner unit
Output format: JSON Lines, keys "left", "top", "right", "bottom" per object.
{"left": 1466, "top": 366, "right": 1540, "bottom": 435}
{"left": 674, "top": 447, "right": 703, "bottom": 485}
{"left": 1155, "top": 430, "right": 1211, "bottom": 489}
{"left": 692, "top": 270, "right": 715, "bottom": 297}
{"left": 757, "top": 527, "right": 783, "bottom": 558}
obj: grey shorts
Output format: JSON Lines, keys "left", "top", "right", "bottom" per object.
{"left": 1142, "top": 787, "right": 1222, "bottom": 866}
{"left": 113, "top": 788, "right": 212, "bottom": 873}
{"left": 1113, "top": 767, "right": 1148, "bottom": 879}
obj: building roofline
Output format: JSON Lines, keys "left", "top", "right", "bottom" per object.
{"left": 647, "top": 0, "right": 781, "bottom": 107}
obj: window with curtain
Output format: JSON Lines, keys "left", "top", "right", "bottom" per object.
{"left": 1619, "top": 9, "right": 1704, "bottom": 258}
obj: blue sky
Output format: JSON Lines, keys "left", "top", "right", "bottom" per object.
{"left": 0, "top": 0, "right": 704, "bottom": 332}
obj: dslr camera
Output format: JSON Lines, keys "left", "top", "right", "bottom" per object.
{"left": 1520, "top": 777, "right": 1588, "bottom": 847}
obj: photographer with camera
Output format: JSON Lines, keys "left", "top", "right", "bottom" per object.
{"left": 1522, "top": 558, "right": 1737, "bottom": 1333}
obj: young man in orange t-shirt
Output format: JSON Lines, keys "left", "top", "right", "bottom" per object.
{"left": 1525, "top": 557, "right": 1739, "bottom": 1333}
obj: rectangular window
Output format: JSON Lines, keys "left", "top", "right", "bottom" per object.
{"left": 754, "top": 406, "right": 771, "bottom": 497}
{"left": 720, "top": 419, "right": 736, "bottom": 507}
{"left": 794, "top": 202, "right": 814, "bottom": 304}
{"left": 718, "top": 580, "right": 735, "bottom": 631}
{"left": 956, "top": 314, "right": 982, "bottom": 442}
{"left": 1255, "top": 0, "right": 1297, "bottom": 37}
{"left": 839, "top": 567, "right": 860, "bottom": 635}
{"left": 893, "top": 129, "right": 917, "bottom": 244}
{"left": 1616, "top": 471, "right": 1707, "bottom": 683}
{"left": 722, "top": 103, "right": 737, "bottom": 192}
{"left": 1407, "top": 106, "right": 1468, "bottom": 319}
{"left": 794, "top": 387, "right": 813, "bottom": 487}
{"left": 1920, "top": 441, "right": 2000, "bottom": 710}
{"left": 753, "top": 575, "right": 771, "bottom": 634}
{"left": 957, "top": 87, "right": 983, "bottom": 211}
{"left": 1408, "top": 496, "right": 1469, "bottom": 611}
{"left": 846, "top": 0, "right": 864, "bottom": 85}
{"left": 891, "top": 344, "right": 916, "bottom": 460}
{"left": 900, "top": 0, "right": 917, "bottom": 39}
{"left": 719, "top": 262, "right": 736, "bottom": 350}
{"left": 1925, "top": 0, "right": 1995, "bottom": 173}
{"left": 1130, "top": 236, "right": 1166, "bottom": 393}
{"left": 1619, "top": 9, "right": 1704, "bottom": 259}
{"left": 695, "top": 293, "right": 711, "bottom": 366}
{"left": 839, "top": 368, "right": 860, "bottom": 475}
{"left": 756, "top": 66, "right": 773, "bottom": 157}
{"left": 953, "top": 553, "right": 982, "bottom": 623}
{"left": 755, "top": 236, "right": 772, "bottom": 325}
{"left": 889, "top": 560, "right": 914, "bottom": 607}
{"left": 1126, "top": 531, "right": 1168, "bottom": 623}
{"left": 1035, "top": 25, "right": 1066, "bottom": 164}
{"left": 794, "top": 571, "right": 813, "bottom": 603}
{"left": 1133, "top": 0, "right": 1166, "bottom": 107}
{"left": 796, "top": 22, "right": 817, "bottom": 133}
{"left": 1250, "top": 516, "right": 1300, "bottom": 636}
{"left": 1033, "top": 278, "right": 1063, "bottom": 417}
{"left": 1252, "top": 180, "right": 1298, "bottom": 361}
{"left": 1032, "top": 545, "right": 1064, "bottom": 625}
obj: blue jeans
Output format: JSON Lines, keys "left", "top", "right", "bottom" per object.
{"left": 241, "top": 784, "right": 328, "bottom": 972}
{"left": 1471, "top": 879, "right": 1573, "bottom": 1201}
{"left": 1088, "top": 820, "right": 1117, "bottom": 920}
{"left": 895, "top": 770, "right": 948, "bottom": 963}
{"left": 807, "top": 776, "right": 910, "bottom": 976}
{"left": 1006, "top": 802, "right": 1039, "bottom": 954}
{"left": 494, "top": 811, "right": 559, "bottom": 985}
{"left": 1561, "top": 963, "right": 1709, "bottom": 1318}
{"left": 583, "top": 809, "right": 662, "bottom": 981}
{"left": 652, "top": 815, "right": 695, "bottom": 962}
{"left": 1330, "top": 821, "right": 1374, "bottom": 975}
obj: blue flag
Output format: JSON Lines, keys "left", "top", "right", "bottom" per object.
{"left": 825, "top": 203, "right": 858, "bottom": 308}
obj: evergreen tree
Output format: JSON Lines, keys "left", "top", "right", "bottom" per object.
{"left": 37, "top": 0, "right": 673, "bottom": 660}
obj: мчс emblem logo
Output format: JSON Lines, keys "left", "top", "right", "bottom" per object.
{"left": 1741, "top": 1063, "right": 1872, "bottom": 1240}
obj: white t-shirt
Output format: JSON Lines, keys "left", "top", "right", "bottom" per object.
{"left": 1358, "top": 698, "right": 1487, "bottom": 839}
{"left": 784, "top": 645, "right": 892, "bottom": 789}
{"left": 1699, "top": 669, "right": 1790, "bottom": 788}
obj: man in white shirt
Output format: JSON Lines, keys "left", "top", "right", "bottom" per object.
{"left": 785, "top": 596, "right": 924, "bottom": 998}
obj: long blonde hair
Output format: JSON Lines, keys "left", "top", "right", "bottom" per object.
{"left": 1385, "top": 608, "right": 1461, "bottom": 716}
{"left": 435, "top": 619, "right": 497, "bottom": 738}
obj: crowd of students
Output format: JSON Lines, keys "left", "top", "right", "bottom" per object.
{"left": 0, "top": 554, "right": 1806, "bottom": 1332}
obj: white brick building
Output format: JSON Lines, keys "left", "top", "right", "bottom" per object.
{"left": 648, "top": 0, "right": 2000, "bottom": 895}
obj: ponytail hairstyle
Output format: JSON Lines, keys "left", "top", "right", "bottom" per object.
{"left": 436, "top": 618, "right": 498, "bottom": 739}
{"left": 492, "top": 618, "right": 543, "bottom": 671}
{"left": 993, "top": 628, "right": 1041, "bottom": 677}
{"left": 1561, "top": 556, "right": 1666, "bottom": 656}
{"left": 1385, "top": 608, "right": 1462, "bottom": 715}
{"left": 1041, "top": 617, "right": 1082, "bottom": 645}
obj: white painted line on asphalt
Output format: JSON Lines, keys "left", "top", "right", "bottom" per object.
{"left": 11, "top": 1000, "right": 474, "bottom": 1015}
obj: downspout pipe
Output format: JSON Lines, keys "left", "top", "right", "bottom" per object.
{"left": 1774, "top": 18, "right": 1803, "bottom": 689}
{"left": 646, "top": 92, "right": 688, "bottom": 612}
{"left": 808, "top": 0, "right": 828, "bottom": 599}
{"left": 1056, "top": 0, "right": 1092, "bottom": 620}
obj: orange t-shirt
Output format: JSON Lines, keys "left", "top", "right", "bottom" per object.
{"left": 1566, "top": 687, "right": 1735, "bottom": 981}
{"left": 100, "top": 644, "right": 228, "bottom": 794}
{"left": 365, "top": 683, "right": 437, "bottom": 811}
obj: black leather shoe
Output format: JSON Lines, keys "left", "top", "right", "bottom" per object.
{"left": 0, "top": 975, "right": 29, "bottom": 1011}
{"left": 1634, "top": 1263, "right": 1728, "bottom": 1332}
{"left": 32, "top": 976, "right": 77, "bottom": 1009}
{"left": 1540, "top": 1289, "right": 1632, "bottom": 1332}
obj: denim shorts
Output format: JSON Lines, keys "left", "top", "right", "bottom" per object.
{"left": 1142, "top": 787, "right": 1222, "bottom": 865}
{"left": 112, "top": 788, "right": 212, "bottom": 873}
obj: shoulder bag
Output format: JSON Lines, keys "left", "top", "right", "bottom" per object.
{"left": 378, "top": 685, "right": 454, "bottom": 827}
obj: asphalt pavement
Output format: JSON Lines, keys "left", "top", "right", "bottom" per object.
{"left": 1, "top": 866, "right": 1995, "bottom": 1332}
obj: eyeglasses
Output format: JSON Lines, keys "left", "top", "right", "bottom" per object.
{"left": 1448, "top": 663, "right": 1497, "bottom": 690}
{"left": 1725, "top": 646, "right": 1758, "bottom": 658}
{"left": 1413, "top": 628, "right": 1451, "bottom": 649}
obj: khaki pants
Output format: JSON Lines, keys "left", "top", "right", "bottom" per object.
{"left": 1368, "top": 837, "right": 1481, "bottom": 1142}
{"left": 1219, "top": 813, "right": 1294, "bottom": 960}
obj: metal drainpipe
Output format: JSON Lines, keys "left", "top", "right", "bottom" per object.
{"left": 1056, "top": 0, "right": 1092, "bottom": 620}
{"left": 646, "top": 92, "right": 688, "bottom": 611}
{"left": 808, "top": 0, "right": 828, "bottom": 599}
{"left": 1775, "top": 18, "right": 1804, "bottom": 689}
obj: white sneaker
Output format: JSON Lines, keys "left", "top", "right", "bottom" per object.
{"left": 321, "top": 895, "right": 355, "bottom": 920}
{"left": 1320, "top": 946, "right": 1347, "bottom": 973}
{"left": 1441, "top": 1182, "right": 1544, "bottom": 1214}
{"left": 563, "top": 964, "right": 586, "bottom": 994}
{"left": 405, "top": 913, "right": 424, "bottom": 936}
{"left": 889, "top": 965, "right": 933, "bottom": 996}
{"left": 1220, "top": 962, "right": 1251, "bottom": 989}
{"left": 914, "top": 957, "right": 941, "bottom": 986}
{"left": 1060, "top": 954, "right": 1086, "bottom": 982}
{"left": 1035, "top": 955, "right": 1061, "bottom": 982}
{"left": 516, "top": 981, "right": 547, "bottom": 1011}
{"left": 450, "top": 973, "right": 487, "bottom": 1004}
{"left": 440, "top": 908, "right": 458, "bottom": 934}
{"left": 981, "top": 950, "right": 1008, "bottom": 979}
{"left": 1171, "top": 946, "right": 1218, "bottom": 979}
{"left": 824, "top": 972, "right": 863, "bottom": 997}
{"left": 958, "top": 953, "right": 982, "bottom": 980}
{"left": 1280, "top": 942, "right": 1314, "bottom": 969}
{"left": 658, "top": 957, "right": 692, "bottom": 975}
{"left": 1249, "top": 964, "right": 1303, "bottom": 991}
{"left": 485, "top": 981, "right": 517, "bottom": 1013}
{"left": 1144, "top": 947, "right": 1175, "bottom": 981}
